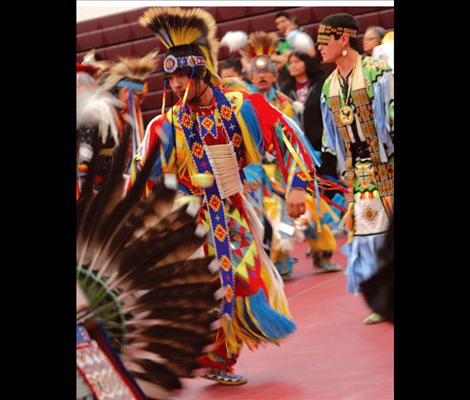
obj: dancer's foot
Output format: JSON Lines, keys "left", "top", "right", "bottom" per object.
{"left": 281, "top": 272, "right": 293, "bottom": 281}
{"left": 319, "top": 262, "right": 342, "bottom": 273}
{"left": 203, "top": 369, "right": 247, "bottom": 386}
{"left": 363, "top": 312, "right": 385, "bottom": 325}
{"left": 313, "top": 251, "right": 341, "bottom": 272}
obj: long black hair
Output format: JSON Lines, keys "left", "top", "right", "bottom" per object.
{"left": 281, "top": 51, "right": 325, "bottom": 95}
{"left": 221, "top": 57, "right": 243, "bottom": 76}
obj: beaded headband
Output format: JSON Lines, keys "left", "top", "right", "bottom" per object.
{"left": 251, "top": 55, "right": 277, "bottom": 74}
{"left": 163, "top": 55, "right": 206, "bottom": 74}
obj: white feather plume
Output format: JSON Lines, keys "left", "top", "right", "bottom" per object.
{"left": 287, "top": 30, "right": 315, "bottom": 54}
{"left": 220, "top": 31, "right": 248, "bottom": 53}
{"left": 292, "top": 100, "right": 305, "bottom": 114}
{"left": 77, "top": 88, "right": 123, "bottom": 144}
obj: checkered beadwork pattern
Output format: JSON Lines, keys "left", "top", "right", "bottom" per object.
{"left": 76, "top": 325, "right": 137, "bottom": 400}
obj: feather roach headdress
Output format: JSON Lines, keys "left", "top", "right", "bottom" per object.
{"left": 139, "top": 7, "right": 219, "bottom": 81}
{"left": 101, "top": 51, "right": 158, "bottom": 92}
{"left": 139, "top": 7, "right": 221, "bottom": 110}
{"left": 82, "top": 49, "right": 114, "bottom": 76}
{"left": 77, "top": 128, "right": 221, "bottom": 399}
{"left": 100, "top": 51, "right": 158, "bottom": 161}
{"left": 240, "top": 31, "right": 279, "bottom": 74}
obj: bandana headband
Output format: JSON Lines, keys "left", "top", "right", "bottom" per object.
{"left": 117, "top": 80, "right": 145, "bottom": 92}
{"left": 317, "top": 24, "right": 358, "bottom": 45}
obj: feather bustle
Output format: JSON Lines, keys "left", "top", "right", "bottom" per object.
{"left": 77, "top": 121, "right": 220, "bottom": 398}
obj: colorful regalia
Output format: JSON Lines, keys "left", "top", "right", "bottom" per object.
{"left": 77, "top": 51, "right": 157, "bottom": 197}
{"left": 101, "top": 52, "right": 157, "bottom": 178}
{"left": 320, "top": 52, "right": 394, "bottom": 294}
{"left": 238, "top": 31, "right": 299, "bottom": 277}
{"left": 281, "top": 53, "right": 347, "bottom": 272}
{"left": 223, "top": 30, "right": 344, "bottom": 276}
{"left": 238, "top": 31, "right": 295, "bottom": 119}
{"left": 77, "top": 51, "right": 118, "bottom": 195}
{"left": 77, "top": 55, "right": 122, "bottom": 193}
{"left": 77, "top": 61, "right": 101, "bottom": 198}
{"left": 136, "top": 7, "right": 332, "bottom": 381}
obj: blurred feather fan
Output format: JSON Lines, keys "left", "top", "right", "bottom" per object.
{"left": 77, "top": 128, "right": 220, "bottom": 399}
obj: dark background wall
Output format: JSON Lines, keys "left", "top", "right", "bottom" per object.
{"left": 77, "top": 6, "right": 394, "bottom": 125}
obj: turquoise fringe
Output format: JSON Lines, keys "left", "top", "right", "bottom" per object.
{"left": 331, "top": 193, "right": 346, "bottom": 217}
{"left": 240, "top": 100, "right": 264, "bottom": 150}
{"left": 282, "top": 113, "right": 322, "bottom": 168}
{"left": 247, "top": 288, "right": 296, "bottom": 340}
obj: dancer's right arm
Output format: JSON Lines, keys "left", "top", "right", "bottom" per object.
{"left": 128, "top": 113, "right": 177, "bottom": 193}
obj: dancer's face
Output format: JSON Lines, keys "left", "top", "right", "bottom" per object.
{"left": 318, "top": 35, "right": 344, "bottom": 64}
{"left": 167, "top": 72, "right": 193, "bottom": 98}
{"left": 252, "top": 70, "right": 276, "bottom": 92}
{"left": 167, "top": 72, "right": 208, "bottom": 104}
{"left": 118, "top": 86, "right": 143, "bottom": 111}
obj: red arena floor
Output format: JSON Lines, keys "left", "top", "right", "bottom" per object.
{"left": 177, "top": 237, "right": 394, "bottom": 399}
